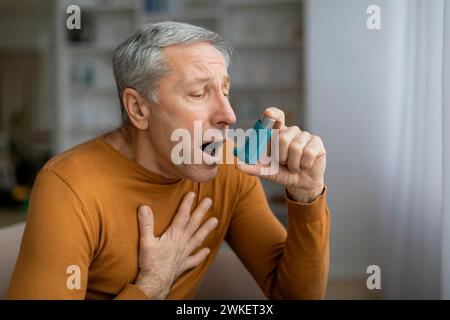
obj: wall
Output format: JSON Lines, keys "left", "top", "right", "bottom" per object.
{"left": 304, "top": 0, "right": 407, "bottom": 281}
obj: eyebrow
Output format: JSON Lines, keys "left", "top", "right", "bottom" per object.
{"left": 193, "top": 76, "right": 211, "bottom": 84}
{"left": 224, "top": 75, "right": 231, "bottom": 87}
{"left": 190, "top": 75, "right": 231, "bottom": 86}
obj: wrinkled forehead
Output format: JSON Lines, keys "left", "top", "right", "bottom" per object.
{"left": 162, "top": 42, "right": 229, "bottom": 85}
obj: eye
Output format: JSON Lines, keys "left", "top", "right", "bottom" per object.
{"left": 190, "top": 93, "right": 207, "bottom": 99}
{"left": 224, "top": 92, "right": 230, "bottom": 98}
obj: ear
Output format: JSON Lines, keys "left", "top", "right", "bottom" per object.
{"left": 122, "top": 88, "right": 151, "bottom": 130}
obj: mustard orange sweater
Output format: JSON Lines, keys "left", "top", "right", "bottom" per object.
{"left": 7, "top": 136, "right": 330, "bottom": 299}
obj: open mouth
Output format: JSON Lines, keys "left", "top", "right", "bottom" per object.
{"left": 201, "top": 140, "right": 223, "bottom": 157}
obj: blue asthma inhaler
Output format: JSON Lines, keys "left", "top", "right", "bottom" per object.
{"left": 233, "top": 116, "right": 276, "bottom": 165}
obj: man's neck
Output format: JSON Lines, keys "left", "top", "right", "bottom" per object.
{"left": 104, "top": 125, "right": 135, "bottom": 160}
{"left": 104, "top": 125, "right": 178, "bottom": 180}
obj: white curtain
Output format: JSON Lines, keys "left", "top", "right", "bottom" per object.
{"left": 378, "top": 0, "right": 449, "bottom": 299}
{"left": 441, "top": 0, "right": 450, "bottom": 300}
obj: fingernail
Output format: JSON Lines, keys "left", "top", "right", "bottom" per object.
{"left": 138, "top": 206, "right": 148, "bottom": 218}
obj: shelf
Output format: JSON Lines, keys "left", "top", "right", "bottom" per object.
{"left": 226, "top": 0, "right": 302, "bottom": 7}
{"left": 81, "top": 5, "right": 137, "bottom": 13}
{"left": 67, "top": 44, "right": 115, "bottom": 54}
{"left": 71, "top": 86, "right": 116, "bottom": 95}
{"left": 144, "top": 9, "right": 217, "bottom": 22}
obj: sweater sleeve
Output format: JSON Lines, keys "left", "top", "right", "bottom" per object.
{"left": 225, "top": 172, "right": 330, "bottom": 299}
{"left": 6, "top": 168, "right": 148, "bottom": 300}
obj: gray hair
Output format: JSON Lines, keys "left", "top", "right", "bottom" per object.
{"left": 112, "top": 21, "right": 234, "bottom": 122}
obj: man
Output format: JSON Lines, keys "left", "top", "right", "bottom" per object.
{"left": 7, "top": 22, "right": 329, "bottom": 300}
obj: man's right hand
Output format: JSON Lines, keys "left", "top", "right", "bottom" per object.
{"left": 134, "top": 191, "right": 218, "bottom": 299}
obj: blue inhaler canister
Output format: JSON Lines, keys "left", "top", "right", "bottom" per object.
{"left": 233, "top": 116, "right": 276, "bottom": 164}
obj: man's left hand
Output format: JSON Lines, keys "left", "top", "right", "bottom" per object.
{"left": 236, "top": 107, "right": 326, "bottom": 203}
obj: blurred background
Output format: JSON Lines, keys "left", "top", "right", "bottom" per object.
{"left": 0, "top": 0, "right": 449, "bottom": 300}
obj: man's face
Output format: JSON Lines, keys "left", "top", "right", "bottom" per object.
{"left": 144, "top": 42, "right": 236, "bottom": 182}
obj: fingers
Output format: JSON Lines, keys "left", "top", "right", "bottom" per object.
{"left": 286, "top": 132, "right": 311, "bottom": 172}
{"left": 264, "top": 107, "right": 286, "bottom": 130}
{"left": 261, "top": 107, "right": 326, "bottom": 172}
{"left": 170, "top": 193, "right": 217, "bottom": 252}
{"left": 181, "top": 248, "right": 211, "bottom": 273}
{"left": 279, "top": 126, "right": 303, "bottom": 165}
{"left": 185, "top": 197, "right": 213, "bottom": 236}
{"left": 172, "top": 191, "right": 196, "bottom": 229}
{"left": 188, "top": 217, "right": 218, "bottom": 252}
{"left": 286, "top": 134, "right": 325, "bottom": 172}
{"left": 300, "top": 136, "right": 326, "bottom": 170}
{"left": 236, "top": 122, "right": 326, "bottom": 175}
{"left": 235, "top": 162, "right": 263, "bottom": 177}
{"left": 138, "top": 205, "right": 154, "bottom": 240}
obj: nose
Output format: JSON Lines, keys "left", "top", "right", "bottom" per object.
{"left": 210, "top": 93, "right": 236, "bottom": 128}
